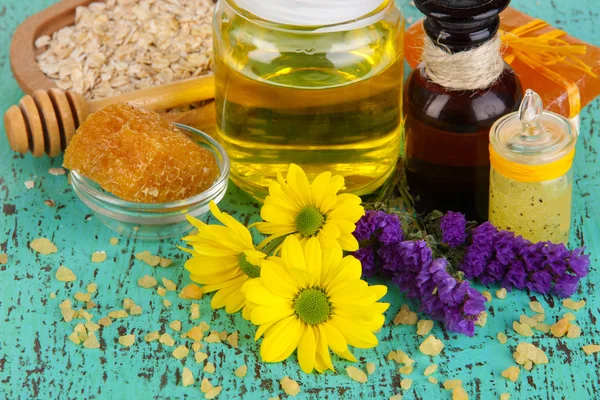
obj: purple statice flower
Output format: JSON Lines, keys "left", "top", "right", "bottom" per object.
{"left": 458, "top": 224, "right": 591, "bottom": 298}
{"left": 353, "top": 210, "right": 403, "bottom": 244}
{"left": 440, "top": 211, "right": 468, "bottom": 247}
{"left": 354, "top": 247, "right": 376, "bottom": 277}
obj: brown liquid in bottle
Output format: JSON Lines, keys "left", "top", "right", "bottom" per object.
{"left": 404, "top": 0, "right": 523, "bottom": 221}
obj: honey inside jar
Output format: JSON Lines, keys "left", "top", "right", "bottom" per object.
{"left": 63, "top": 103, "right": 218, "bottom": 203}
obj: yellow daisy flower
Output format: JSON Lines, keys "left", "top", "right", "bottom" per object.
{"left": 242, "top": 236, "right": 389, "bottom": 374}
{"left": 255, "top": 164, "right": 365, "bottom": 252}
{"left": 182, "top": 201, "right": 266, "bottom": 319}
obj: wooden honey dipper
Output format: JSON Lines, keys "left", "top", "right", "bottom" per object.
{"left": 4, "top": 76, "right": 216, "bottom": 157}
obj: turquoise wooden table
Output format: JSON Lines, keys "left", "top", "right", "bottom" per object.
{"left": 1, "top": 1, "right": 599, "bottom": 399}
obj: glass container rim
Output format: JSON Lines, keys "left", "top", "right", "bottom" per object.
{"left": 490, "top": 110, "right": 578, "bottom": 166}
{"left": 70, "top": 124, "right": 230, "bottom": 212}
{"left": 221, "top": 0, "right": 397, "bottom": 31}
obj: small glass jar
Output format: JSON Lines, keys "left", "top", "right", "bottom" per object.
{"left": 213, "top": 0, "right": 404, "bottom": 200}
{"left": 489, "top": 90, "right": 578, "bottom": 244}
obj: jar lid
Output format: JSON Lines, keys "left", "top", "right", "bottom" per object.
{"left": 231, "top": 0, "right": 386, "bottom": 26}
{"left": 490, "top": 89, "right": 578, "bottom": 166}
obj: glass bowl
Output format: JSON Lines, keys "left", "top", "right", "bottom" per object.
{"left": 70, "top": 124, "right": 230, "bottom": 240}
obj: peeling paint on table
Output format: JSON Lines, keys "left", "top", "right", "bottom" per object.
{"left": 1, "top": 0, "right": 599, "bottom": 399}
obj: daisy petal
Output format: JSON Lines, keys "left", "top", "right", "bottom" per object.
{"left": 282, "top": 236, "right": 307, "bottom": 271}
{"left": 297, "top": 325, "right": 317, "bottom": 373}
{"left": 286, "top": 164, "right": 312, "bottom": 206}
{"left": 320, "top": 321, "right": 349, "bottom": 355}
{"left": 310, "top": 171, "right": 332, "bottom": 209}
{"left": 304, "top": 237, "right": 322, "bottom": 287}
{"left": 316, "top": 325, "right": 335, "bottom": 372}
{"left": 330, "top": 316, "right": 379, "bottom": 349}
{"left": 261, "top": 316, "right": 303, "bottom": 362}
{"left": 251, "top": 304, "right": 294, "bottom": 326}
{"left": 261, "top": 261, "right": 300, "bottom": 298}
{"left": 225, "top": 290, "right": 246, "bottom": 314}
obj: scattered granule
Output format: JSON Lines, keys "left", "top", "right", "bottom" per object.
{"left": 145, "top": 254, "right": 161, "bottom": 267}
{"left": 119, "top": 334, "right": 136, "bottom": 347}
{"left": 452, "top": 386, "right": 469, "bottom": 400}
{"left": 188, "top": 327, "right": 204, "bottom": 342}
{"left": 68, "top": 331, "right": 81, "bottom": 345}
{"left": 417, "top": 320, "right": 434, "bottom": 336}
{"left": 567, "top": 324, "right": 582, "bottom": 339}
{"left": 204, "top": 362, "right": 215, "bottom": 373}
{"left": 550, "top": 318, "right": 569, "bottom": 337}
{"left": 86, "top": 301, "right": 97, "bottom": 310}
{"left": 563, "top": 312, "right": 576, "bottom": 322}
{"left": 519, "top": 315, "right": 538, "bottom": 328}
{"left": 135, "top": 251, "right": 150, "bottom": 261}
{"left": 513, "top": 321, "right": 533, "bottom": 337}
{"left": 108, "top": 309, "right": 128, "bottom": 319}
{"left": 529, "top": 301, "right": 544, "bottom": 314}
{"left": 205, "top": 386, "right": 222, "bottom": 399}
{"left": 428, "top": 377, "right": 439, "bottom": 384}
{"left": 482, "top": 291, "right": 492, "bottom": 302}
{"left": 144, "top": 331, "right": 160, "bottom": 342}
{"left": 44, "top": 199, "right": 56, "bottom": 207}
{"left": 404, "top": 357, "right": 415, "bottom": 366}
{"left": 109, "top": 237, "right": 119, "bottom": 246}
{"left": 59, "top": 300, "right": 76, "bottom": 322}
{"left": 182, "top": 367, "right": 194, "bottom": 387}
{"left": 443, "top": 380, "right": 462, "bottom": 390}
{"left": 130, "top": 304, "right": 143, "bottom": 315}
{"left": 123, "top": 298, "right": 134, "bottom": 310}
{"left": 366, "top": 362, "right": 376, "bottom": 375}
{"left": 500, "top": 394, "right": 510, "bottom": 400}
{"left": 83, "top": 333, "right": 100, "bottom": 349}
{"left": 517, "top": 342, "right": 548, "bottom": 364}
{"left": 394, "top": 304, "right": 418, "bottom": 326}
{"left": 524, "top": 360, "right": 533, "bottom": 371}
{"left": 91, "top": 251, "right": 106, "bottom": 263}
{"left": 170, "top": 320, "right": 182, "bottom": 331}
{"left": 50, "top": 292, "right": 56, "bottom": 299}
{"left": 497, "top": 332, "right": 508, "bottom": 344}
{"left": 205, "top": 331, "right": 221, "bottom": 343}
{"left": 532, "top": 314, "right": 545, "bottom": 322}
{"left": 513, "top": 351, "right": 527, "bottom": 365}
{"left": 535, "top": 323, "right": 550, "bottom": 333}
{"left": 476, "top": 311, "right": 488, "bottom": 327}
{"left": 86, "top": 283, "right": 97, "bottom": 293}
{"left": 180, "top": 284, "right": 203, "bottom": 300}
{"left": 192, "top": 343, "right": 204, "bottom": 352}
{"left": 218, "top": 331, "right": 228, "bottom": 341}
{"left": 346, "top": 366, "right": 368, "bottom": 383}
{"left": 163, "top": 299, "right": 172, "bottom": 307}
{"left": 49, "top": 167, "right": 66, "bottom": 176}
{"left": 138, "top": 275, "right": 157, "bottom": 288}
{"left": 419, "top": 335, "right": 444, "bottom": 356}
{"left": 563, "top": 299, "right": 586, "bottom": 311}
{"left": 74, "top": 292, "right": 91, "bottom": 302}
{"left": 0, "top": 254, "right": 7, "bottom": 264}
{"left": 388, "top": 350, "right": 410, "bottom": 364}
{"left": 191, "top": 303, "right": 201, "bottom": 320}
{"left": 400, "top": 379, "right": 412, "bottom": 390}
{"left": 235, "top": 365, "right": 248, "bottom": 378}
{"left": 389, "top": 395, "right": 402, "bottom": 400}
{"left": 201, "top": 377, "right": 214, "bottom": 393}
{"left": 280, "top": 376, "right": 301, "bottom": 396}
{"left": 157, "top": 287, "right": 167, "bottom": 297}
{"left": 496, "top": 288, "right": 507, "bottom": 299}
{"left": 80, "top": 310, "right": 94, "bottom": 321}
{"left": 399, "top": 365, "right": 413, "bottom": 375}
{"left": 160, "top": 258, "right": 173, "bottom": 268}
{"left": 74, "top": 323, "right": 88, "bottom": 341}
{"left": 24, "top": 180, "right": 35, "bottom": 189}
{"left": 85, "top": 321, "right": 100, "bottom": 332}
{"left": 582, "top": 345, "right": 600, "bottom": 355}
{"left": 56, "top": 265, "right": 76, "bottom": 282}
{"left": 227, "top": 331, "right": 239, "bottom": 348}
{"left": 424, "top": 364, "right": 438, "bottom": 376}
{"left": 98, "top": 316, "right": 112, "bottom": 327}
{"left": 195, "top": 352, "right": 208, "bottom": 363}
{"left": 162, "top": 278, "right": 177, "bottom": 291}
{"left": 173, "top": 345, "right": 190, "bottom": 359}
{"left": 501, "top": 366, "right": 520, "bottom": 382}
{"left": 199, "top": 321, "right": 210, "bottom": 331}
{"left": 160, "top": 333, "right": 175, "bottom": 347}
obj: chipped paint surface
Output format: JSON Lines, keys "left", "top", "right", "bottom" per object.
{"left": 0, "top": 0, "right": 599, "bottom": 399}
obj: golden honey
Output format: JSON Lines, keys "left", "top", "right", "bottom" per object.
{"left": 213, "top": 0, "right": 404, "bottom": 200}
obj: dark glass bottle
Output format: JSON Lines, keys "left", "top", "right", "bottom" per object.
{"left": 404, "top": 0, "right": 523, "bottom": 221}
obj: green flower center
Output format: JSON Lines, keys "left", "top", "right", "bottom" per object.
{"left": 294, "top": 287, "right": 331, "bottom": 325}
{"left": 238, "top": 253, "right": 261, "bottom": 278}
{"left": 295, "top": 206, "right": 325, "bottom": 236}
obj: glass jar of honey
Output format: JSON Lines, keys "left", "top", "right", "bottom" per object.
{"left": 489, "top": 90, "right": 578, "bottom": 244}
{"left": 213, "top": 0, "right": 405, "bottom": 200}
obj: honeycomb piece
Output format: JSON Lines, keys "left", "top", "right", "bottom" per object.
{"left": 64, "top": 103, "right": 218, "bottom": 203}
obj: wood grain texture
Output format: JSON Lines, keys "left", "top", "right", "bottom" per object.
{"left": 0, "top": 1, "right": 599, "bottom": 399}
